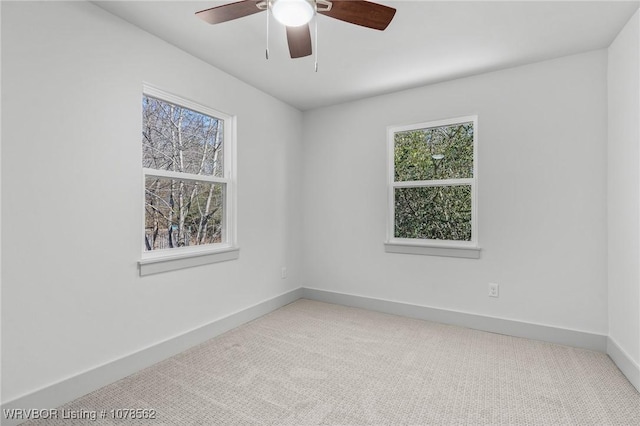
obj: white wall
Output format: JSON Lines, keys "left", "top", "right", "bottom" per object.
{"left": 608, "top": 10, "right": 640, "bottom": 368}
{"left": 302, "top": 51, "right": 609, "bottom": 335}
{"left": 1, "top": 1, "right": 302, "bottom": 402}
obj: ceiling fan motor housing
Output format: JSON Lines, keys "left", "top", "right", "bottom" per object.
{"left": 256, "top": 0, "right": 333, "bottom": 13}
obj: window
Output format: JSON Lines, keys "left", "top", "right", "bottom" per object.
{"left": 385, "top": 116, "right": 479, "bottom": 258}
{"left": 139, "top": 85, "right": 237, "bottom": 275}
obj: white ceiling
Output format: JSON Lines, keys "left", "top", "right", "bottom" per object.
{"left": 94, "top": 0, "right": 639, "bottom": 110}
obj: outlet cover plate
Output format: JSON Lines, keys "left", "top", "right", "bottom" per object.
{"left": 489, "top": 283, "right": 499, "bottom": 298}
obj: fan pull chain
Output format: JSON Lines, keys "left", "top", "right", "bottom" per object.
{"left": 265, "top": 1, "right": 270, "bottom": 60}
{"left": 314, "top": 3, "right": 318, "bottom": 72}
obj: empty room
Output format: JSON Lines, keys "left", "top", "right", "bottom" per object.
{"left": 2, "top": 0, "right": 640, "bottom": 424}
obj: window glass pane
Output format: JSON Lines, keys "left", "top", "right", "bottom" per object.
{"left": 394, "top": 122, "right": 473, "bottom": 182}
{"left": 395, "top": 186, "right": 472, "bottom": 241}
{"left": 144, "top": 176, "right": 224, "bottom": 251}
{"left": 142, "top": 96, "right": 224, "bottom": 177}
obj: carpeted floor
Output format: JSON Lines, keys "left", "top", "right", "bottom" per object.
{"left": 24, "top": 299, "right": 640, "bottom": 425}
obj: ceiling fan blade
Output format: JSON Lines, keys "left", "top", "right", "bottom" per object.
{"left": 286, "top": 25, "right": 312, "bottom": 58}
{"left": 196, "top": 1, "right": 263, "bottom": 25}
{"left": 319, "top": 0, "right": 396, "bottom": 31}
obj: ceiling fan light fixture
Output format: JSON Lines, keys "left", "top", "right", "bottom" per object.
{"left": 272, "top": 0, "right": 314, "bottom": 27}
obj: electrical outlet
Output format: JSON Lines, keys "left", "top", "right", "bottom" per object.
{"left": 488, "top": 283, "right": 499, "bottom": 298}
{"left": 281, "top": 267, "right": 287, "bottom": 279}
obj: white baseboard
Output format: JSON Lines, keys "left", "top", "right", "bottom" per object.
{"left": 301, "top": 288, "right": 608, "bottom": 352}
{"left": 1, "top": 287, "right": 303, "bottom": 426}
{"left": 607, "top": 336, "right": 640, "bottom": 393}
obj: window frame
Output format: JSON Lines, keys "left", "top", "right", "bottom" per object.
{"left": 385, "top": 115, "right": 479, "bottom": 258}
{"left": 139, "top": 84, "right": 238, "bottom": 275}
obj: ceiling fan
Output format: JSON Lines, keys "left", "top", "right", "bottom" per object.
{"left": 195, "top": 0, "right": 396, "bottom": 59}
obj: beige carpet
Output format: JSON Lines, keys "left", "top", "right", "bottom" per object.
{"left": 23, "top": 299, "right": 640, "bottom": 425}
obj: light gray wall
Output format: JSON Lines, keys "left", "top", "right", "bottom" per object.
{"left": 302, "top": 51, "right": 609, "bottom": 335}
{"left": 607, "top": 10, "right": 640, "bottom": 367}
{"left": 1, "top": 1, "right": 303, "bottom": 402}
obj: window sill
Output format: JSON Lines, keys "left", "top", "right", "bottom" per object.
{"left": 384, "top": 242, "right": 481, "bottom": 259}
{"left": 139, "top": 246, "right": 239, "bottom": 276}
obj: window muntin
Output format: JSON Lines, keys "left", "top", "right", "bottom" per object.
{"left": 388, "top": 116, "right": 477, "bottom": 247}
{"left": 142, "top": 86, "right": 235, "bottom": 255}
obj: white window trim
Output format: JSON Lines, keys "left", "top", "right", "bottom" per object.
{"left": 385, "top": 115, "right": 480, "bottom": 259}
{"left": 139, "top": 83, "right": 238, "bottom": 275}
